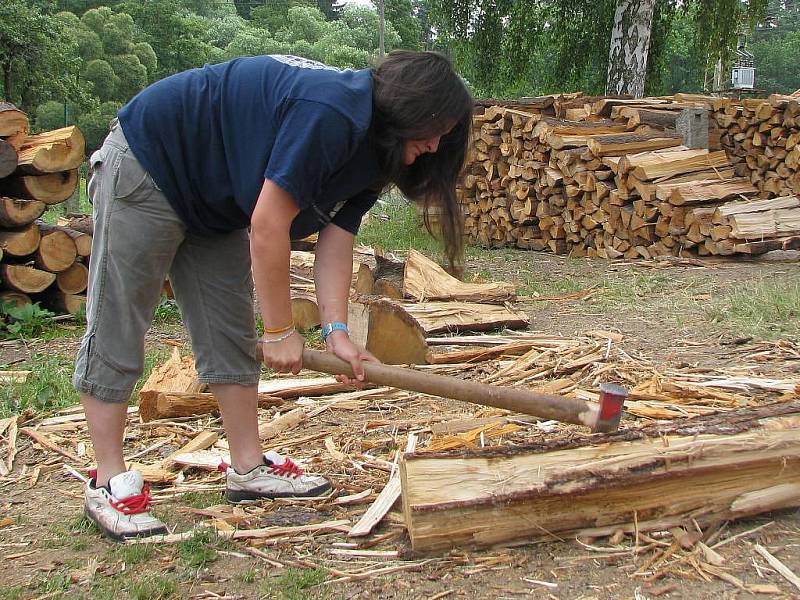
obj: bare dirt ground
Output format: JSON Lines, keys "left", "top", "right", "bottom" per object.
{"left": 1, "top": 250, "right": 799, "bottom": 600}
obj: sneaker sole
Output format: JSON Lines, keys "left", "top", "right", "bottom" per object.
{"left": 85, "top": 508, "right": 168, "bottom": 543}
{"left": 225, "top": 480, "right": 332, "bottom": 504}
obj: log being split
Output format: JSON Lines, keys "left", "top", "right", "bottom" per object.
{"left": 258, "top": 347, "right": 626, "bottom": 432}
{"left": 401, "top": 401, "right": 800, "bottom": 553}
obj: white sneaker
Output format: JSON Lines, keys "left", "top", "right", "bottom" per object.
{"left": 84, "top": 470, "right": 167, "bottom": 541}
{"left": 224, "top": 451, "right": 331, "bottom": 503}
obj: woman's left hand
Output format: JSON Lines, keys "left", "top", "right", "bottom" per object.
{"left": 325, "top": 330, "right": 378, "bottom": 387}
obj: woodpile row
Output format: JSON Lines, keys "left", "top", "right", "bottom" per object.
{"left": 458, "top": 93, "right": 800, "bottom": 258}
{"left": 0, "top": 102, "right": 89, "bottom": 315}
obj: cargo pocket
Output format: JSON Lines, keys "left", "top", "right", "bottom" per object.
{"left": 112, "top": 150, "right": 152, "bottom": 202}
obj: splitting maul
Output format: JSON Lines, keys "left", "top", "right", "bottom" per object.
{"left": 265, "top": 348, "right": 627, "bottom": 433}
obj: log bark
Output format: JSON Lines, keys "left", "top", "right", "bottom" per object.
{"left": 0, "top": 139, "right": 17, "bottom": 178}
{"left": 16, "top": 126, "right": 85, "bottom": 175}
{"left": 403, "top": 249, "right": 516, "bottom": 303}
{"left": 0, "top": 223, "right": 40, "bottom": 257}
{"left": 61, "top": 215, "right": 93, "bottom": 235}
{"left": 0, "top": 265, "right": 56, "bottom": 293}
{"left": 140, "top": 392, "right": 283, "bottom": 422}
{"left": 34, "top": 221, "right": 77, "bottom": 272}
{"left": 0, "top": 102, "right": 29, "bottom": 140}
{"left": 0, "top": 197, "right": 46, "bottom": 228}
{"left": 402, "top": 402, "right": 800, "bottom": 553}
{"left": 0, "top": 169, "right": 79, "bottom": 204}
{"left": 586, "top": 132, "right": 683, "bottom": 156}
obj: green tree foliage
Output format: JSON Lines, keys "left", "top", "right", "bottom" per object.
{"left": 78, "top": 100, "right": 122, "bottom": 152}
{"left": 83, "top": 58, "right": 119, "bottom": 101}
{"left": 0, "top": 0, "right": 82, "bottom": 113}
{"left": 751, "top": 0, "right": 800, "bottom": 93}
{"left": 34, "top": 100, "right": 67, "bottom": 132}
{"left": 383, "top": 0, "right": 424, "bottom": 49}
{"left": 429, "top": 0, "right": 768, "bottom": 97}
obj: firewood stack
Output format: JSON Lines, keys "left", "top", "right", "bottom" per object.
{"left": 0, "top": 102, "right": 88, "bottom": 315}
{"left": 458, "top": 93, "right": 800, "bottom": 258}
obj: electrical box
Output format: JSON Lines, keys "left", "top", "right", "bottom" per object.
{"left": 732, "top": 67, "right": 755, "bottom": 89}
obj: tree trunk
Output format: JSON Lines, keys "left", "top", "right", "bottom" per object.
{"left": 605, "top": 0, "right": 656, "bottom": 98}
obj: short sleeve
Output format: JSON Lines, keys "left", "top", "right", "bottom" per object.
{"left": 330, "top": 189, "right": 380, "bottom": 234}
{"left": 264, "top": 100, "right": 356, "bottom": 210}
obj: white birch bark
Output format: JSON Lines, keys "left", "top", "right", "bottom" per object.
{"left": 605, "top": 0, "right": 657, "bottom": 98}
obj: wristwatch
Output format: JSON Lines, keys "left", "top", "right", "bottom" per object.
{"left": 322, "top": 322, "right": 349, "bottom": 340}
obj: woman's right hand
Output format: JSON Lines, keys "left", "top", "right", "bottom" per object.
{"left": 259, "top": 330, "right": 304, "bottom": 374}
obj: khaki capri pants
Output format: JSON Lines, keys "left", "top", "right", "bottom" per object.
{"left": 73, "top": 121, "right": 261, "bottom": 403}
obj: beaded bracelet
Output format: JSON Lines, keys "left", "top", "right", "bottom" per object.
{"left": 260, "top": 329, "right": 296, "bottom": 344}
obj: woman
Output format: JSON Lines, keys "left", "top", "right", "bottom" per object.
{"left": 75, "top": 50, "right": 473, "bottom": 540}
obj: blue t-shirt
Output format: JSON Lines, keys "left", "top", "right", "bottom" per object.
{"left": 118, "top": 55, "right": 381, "bottom": 239}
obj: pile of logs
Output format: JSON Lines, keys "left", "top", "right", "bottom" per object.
{"left": 459, "top": 93, "right": 800, "bottom": 258}
{"left": 0, "top": 103, "right": 89, "bottom": 314}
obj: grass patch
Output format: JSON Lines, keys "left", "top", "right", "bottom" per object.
{"left": 703, "top": 279, "right": 800, "bottom": 339}
{"left": 238, "top": 566, "right": 260, "bottom": 584}
{"left": 46, "top": 512, "right": 95, "bottom": 550}
{"left": 153, "top": 297, "right": 182, "bottom": 325}
{"left": 262, "top": 568, "right": 328, "bottom": 600}
{"left": 177, "top": 528, "right": 229, "bottom": 569}
{"left": 0, "top": 585, "right": 25, "bottom": 600}
{"left": 0, "top": 353, "right": 79, "bottom": 418}
{"left": 180, "top": 491, "right": 223, "bottom": 509}
{"left": 596, "top": 272, "right": 673, "bottom": 308}
{"left": 108, "top": 543, "right": 156, "bottom": 566}
{"left": 127, "top": 574, "right": 178, "bottom": 600}
{"left": 34, "top": 570, "right": 72, "bottom": 595}
{"left": 358, "top": 195, "right": 442, "bottom": 257}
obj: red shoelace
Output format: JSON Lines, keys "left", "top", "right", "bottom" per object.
{"left": 270, "top": 458, "right": 303, "bottom": 479}
{"left": 87, "top": 469, "right": 153, "bottom": 515}
{"left": 110, "top": 487, "right": 153, "bottom": 515}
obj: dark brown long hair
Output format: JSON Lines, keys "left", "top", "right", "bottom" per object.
{"left": 370, "top": 50, "right": 473, "bottom": 276}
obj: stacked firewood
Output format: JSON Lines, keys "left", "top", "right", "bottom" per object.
{"left": 0, "top": 103, "right": 89, "bottom": 315}
{"left": 459, "top": 93, "right": 800, "bottom": 258}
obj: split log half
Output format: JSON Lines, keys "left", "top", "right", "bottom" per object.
{"left": 712, "top": 196, "right": 800, "bottom": 224}
{"left": 0, "top": 265, "right": 56, "bottom": 293}
{"left": 16, "top": 126, "right": 85, "bottom": 175}
{"left": 37, "top": 222, "right": 91, "bottom": 257}
{"left": 657, "top": 178, "right": 759, "bottom": 205}
{"left": 0, "top": 169, "right": 79, "bottom": 204}
{"left": 138, "top": 348, "right": 206, "bottom": 421}
{"left": 0, "top": 103, "right": 29, "bottom": 139}
{"left": 586, "top": 132, "right": 683, "bottom": 157}
{"left": 34, "top": 221, "right": 77, "bottom": 272}
{"left": 0, "top": 139, "right": 17, "bottom": 178}
{"left": 352, "top": 298, "right": 530, "bottom": 365}
{"left": 729, "top": 207, "right": 800, "bottom": 239}
{"left": 55, "top": 261, "right": 89, "bottom": 294}
{"left": 403, "top": 249, "right": 516, "bottom": 304}
{"left": 0, "top": 197, "right": 46, "bottom": 228}
{"left": 0, "top": 223, "right": 41, "bottom": 257}
{"left": 140, "top": 392, "right": 283, "bottom": 422}
{"left": 402, "top": 402, "right": 800, "bottom": 553}
{"left": 291, "top": 285, "right": 320, "bottom": 331}
{"left": 630, "top": 150, "right": 729, "bottom": 181}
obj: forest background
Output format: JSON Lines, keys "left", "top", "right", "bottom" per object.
{"left": 1, "top": 0, "right": 799, "bottom": 153}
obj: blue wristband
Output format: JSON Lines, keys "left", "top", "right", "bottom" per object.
{"left": 322, "top": 322, "right": 349, "bottom": 340}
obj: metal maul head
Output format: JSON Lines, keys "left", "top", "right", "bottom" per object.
{"left": 592, "top": 382, "right": 628, "bottom": 433}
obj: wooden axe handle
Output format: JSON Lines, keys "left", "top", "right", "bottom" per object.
{"left": 300, "top": 349, "right": 606, "bottom": 430}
